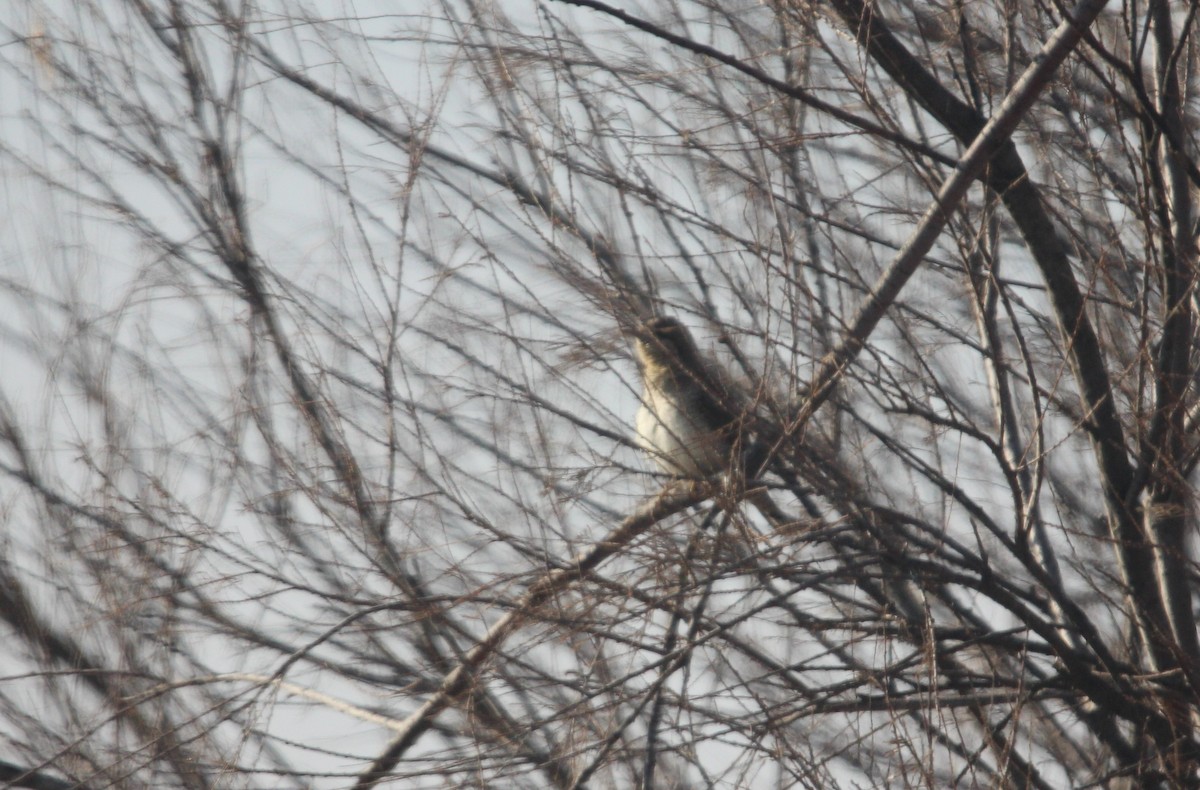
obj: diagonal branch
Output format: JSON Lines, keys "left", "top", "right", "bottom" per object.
{"left": 553, "top": 0, "right": 957, "bottom": 168}
{"left": 353, "top": 483, "right": 710, "bottom": 788}
{"left": 822, "top": 0, "right": 1136, "bottom": 496}
{"left": 796, "top": 0, "right": 1110, "bottom": 420}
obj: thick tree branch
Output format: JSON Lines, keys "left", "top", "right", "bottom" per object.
{"left": 552, "top": 0, "right": 957, "bottom": 168}
{"left": 797, "top": 0, "right": 1107, "bottom": 414}
{"left": 823, "top": 0, "right": 1196, "bottom": 769}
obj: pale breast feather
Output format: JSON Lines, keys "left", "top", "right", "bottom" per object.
{"left": 636, "top": 384, "right": 730, "bottom": 477}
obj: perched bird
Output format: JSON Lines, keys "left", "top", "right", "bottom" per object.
{"left": 633, "top": 315, "right": 795, "bottom": 529}
{"left": 634, "top": 316, "right": 745, "bottom": 479}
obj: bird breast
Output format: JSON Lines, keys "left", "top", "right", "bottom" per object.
{"left": 636, "top": 381, "right": 730, "bottom": 478}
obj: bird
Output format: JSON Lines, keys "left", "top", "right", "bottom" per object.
{"left": 633, "top": 315, "right": 747, "bottom": 479}
{"left": 633, "top": 315, "right": 799, "bottom": 531}
{"left": 639, "top": 316, "right": 801, "bottom": 489}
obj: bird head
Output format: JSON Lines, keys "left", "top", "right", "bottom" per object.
{"left": 634, "top": 315, "right": 702, "bottom": 377}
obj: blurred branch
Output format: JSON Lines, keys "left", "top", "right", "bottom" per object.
{"left": 798, "top": 0, "right": 1107, "bottom": 414}
{"left": 0, "top": 761, "right": 89, "bottom": 790}
{"left": 554, "top": 0, "right": 958, "bottom": 166}
{"left": 355, "top": 482, "right": 711, "bottom": 788}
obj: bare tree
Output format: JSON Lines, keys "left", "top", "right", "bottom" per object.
{"left": 0, "top": 0, "right": 1198, "bottom": 787}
